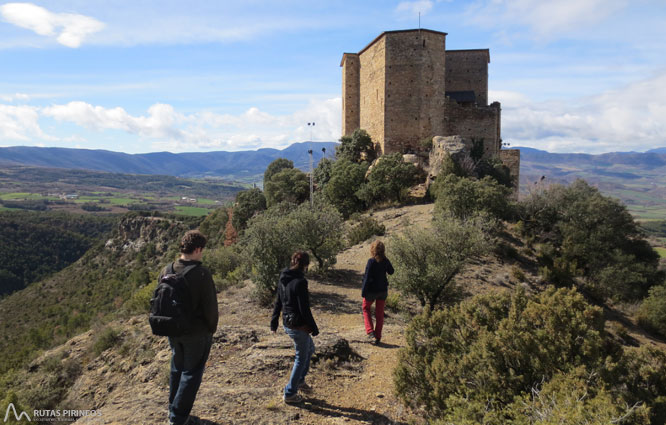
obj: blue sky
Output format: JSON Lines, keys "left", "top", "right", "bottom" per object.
{"left": 0, "top": 0, "right": 664, "bottom": 154}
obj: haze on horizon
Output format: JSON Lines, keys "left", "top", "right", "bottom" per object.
{"left": 0, "top": 0, "right": 664, "bottom": 155}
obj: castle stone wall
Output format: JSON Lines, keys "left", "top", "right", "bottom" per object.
{"left": 358, "top": 36, "right": 386, "bottom": 151}
{"left": 443, "top": 99, "right": 501, "bottom": 158}
{"left": 341, "top": 53, "right": 360, "bottom": 137}
{"left": 499, "top": 149, "right": 521, "bottom": 194}
{"left": 383, "top": 30, "right": 447, "bottom": 154}
{"left": 445, "top": 50, "right": 489, "bottom": 106}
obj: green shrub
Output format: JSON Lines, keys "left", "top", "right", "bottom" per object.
{"left": 231, "top": 188, "right": 266, "bottom": 233}
{"left": 357, "top": 153, "right": 422, "bottom": 206}
{"left": 510, "top": 265, "right": 526, "bottom": 282}
{"left": 124, "top": 280, "right": 157, "bottom": 314}
{"left": 243, "top": 199, "right": 344, "bottom": 302}
{"left": 394, "top": 287, "right": 608, "bottom": 420}
{"left": 384, "top": 292, "right": 402, "bottom": 312}
{"left": 391, "top": 215, "right": 490, "bottom": 309}
{"left": 519, "top": 180, "right": 663, "bottom": 301}
{"left": 433, "top": 174, "right": 512, "bottom": 221}
{"left": 93, "top": 327, "right": 121, "bottom": 357}
{"left": 346, "top": 216, "right": 386, "bottom": 247}
{"left": 395, "top": 286, "right": 666, "bottom": 424}
{"left": 323, "top": 159, "right": 368, "bottom": 218}
{"left": 336, "top": 128, "right": 376, "bottom": 163}
{"left": 637, "top": 285, "right": 666, "bottom": 337}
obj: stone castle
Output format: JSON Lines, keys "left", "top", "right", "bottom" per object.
{"left": 341, "top": 29, "right": 519, "bottom": 185}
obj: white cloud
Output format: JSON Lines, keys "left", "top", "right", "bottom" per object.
{"left": 0, "top": 2, "right": 104, "bottom": 47}
{"left": 502, "top": 72, "right": 666, "bottom": 153}
{"left": 395, "top": 1, "right": 434, "bottom": 18}
{"left": 467, "top": 0, "right": 628, "bottom": 40}
{"left": 0, "top": 103, "right": 49, "bottom": 142}
{"left": 0, "top": 93, "right": 30, "bottom": 102}
{"left": 41, "top": 97, "right": 342, "bottom": 152}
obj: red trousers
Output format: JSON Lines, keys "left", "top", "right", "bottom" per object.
{"left": 362, "top": 297, "right": 385, "bottom": 340}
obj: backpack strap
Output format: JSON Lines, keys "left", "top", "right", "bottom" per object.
{"left": 179, "top": 264, "right": 200, "bottom": 279}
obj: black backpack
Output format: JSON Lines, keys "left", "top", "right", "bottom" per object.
{"left": 149, "top": 263, "right": 198, "bottom": 336}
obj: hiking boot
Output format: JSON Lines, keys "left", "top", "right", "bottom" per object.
{"left": 366, "top": 331, "right": 375, "bottom": 341}
{"left": 283, "top": 393, "right": 303, "bottom": 404}
{"left": 374, "top": 338, "right": 382, "bottom": 346}
{"left": 298, "top": 381, "right": 313, "bottom": 393}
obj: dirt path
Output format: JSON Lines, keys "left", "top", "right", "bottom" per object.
{"left": 73, "top": 204, "right": 432, "bottom": 425}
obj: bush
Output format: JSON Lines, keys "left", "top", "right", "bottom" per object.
{"left": 242, "top": 199, "right": 344, "bottom": 302}
{"left": 231, "top": 188, "right": 266, "bottom": 232}
{"left": 323, "top": 159, "right": 368, "bottom": 218}
{"left": 395, "top": 286, "right": 666, "bottom": 424}
{"left": 346, "top": 216, "right": 386, "bottom": 247}
{"left": 92, "top": 326, "right": 121, "bottom": 357}
{"left": 433, "top": 174, "right": 512, "bottom": 221}
{"left": 242, "top": 205, "right": 297, "bottom": 302}
{"left": 391, "top": 215, "right": 490, "bottom": 309}
{"left": 286, "top": 199, "right": 344, "bottom": 271}
{"left": 394, "top": 287, "right": 609, "bottom": 421}
{"left": 357, "top": 153, "right": 422, "bottom": 206}
{"left": 198, "top": 207, "right": 229, "bottom": 247}
{"left": 637, "top": 285, "right": 666, "bottom": 337}
{"left": 264, "top": 168, "right": 309, "bottom": 208}
{"left": 336, "top": 129, "right": 376, "bottom": 163}
{"left": 519, "top": 180, "right": 664, "bottom": 301}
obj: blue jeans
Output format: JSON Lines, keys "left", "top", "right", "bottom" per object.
{"left": 283, "top": 326, "right": 315, "bottom": 397}
{"left": 168, "top": 333, "right": 213, "bottom": 425}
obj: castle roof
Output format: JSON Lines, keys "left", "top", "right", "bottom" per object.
{"left": 340, "top": 29, "right": 448, "bottom": 66}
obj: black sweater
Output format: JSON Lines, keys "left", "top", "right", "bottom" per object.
{"left": 361, "top": 257, "right": 394, "bottom": 298}
{"left": 160, "top": 259, "right": 219, "bottom": 335}
{"left": 270, "top": 268, "right": 319, "bottom": 335}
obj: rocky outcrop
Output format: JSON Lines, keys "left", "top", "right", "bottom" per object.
{"left": 104, "top": 215, "right": 185, "bottom": 254}
{"left": 424, "top": 135, "right": 473, "bottom": 189}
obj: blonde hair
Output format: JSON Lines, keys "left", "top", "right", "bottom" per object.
{"left": 370, "top": 240, "right": 386, "bottom": 262}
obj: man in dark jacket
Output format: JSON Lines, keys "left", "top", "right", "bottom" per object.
{"left": 161, "top": 230, "right": 218, "bottom": 425}
{"left": 270, "top": 251, "right": 318, "bottom": 403}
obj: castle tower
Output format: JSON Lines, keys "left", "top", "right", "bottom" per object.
{"left": 341, "top": 29, "right": 448, "bottom": 154}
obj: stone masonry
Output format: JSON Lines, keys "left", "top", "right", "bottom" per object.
{"left": 341, "top": 29, "right": 520, "bottom": 188}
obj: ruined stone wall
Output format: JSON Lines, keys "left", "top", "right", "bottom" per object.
{"left": 499, "top": 149, "right": 521, "bottom": 193}
{"left": 383, "top": 30, "right": 447, "bottom": 154}
{"left": 341, "top": 53, "right": 360, "bottom": 137}
{"left": 445, "top": 50, "right": 489, "bottom": 106}
{"left": 443, "top": 99, "right": 501, "bottom": 158}
{"left": 358, "top": 37, "right": 386, "bottom": 152}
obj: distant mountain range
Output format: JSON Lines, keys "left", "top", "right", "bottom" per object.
{"left": 0, "top": 142, "right": 339, "bottom": 182}
{"left": 1, "top": 143, "right": 665, "bottom": 219}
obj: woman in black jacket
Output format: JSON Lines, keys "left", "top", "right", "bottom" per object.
{"left": 270, "top": 251, "right": 318, "bottom": 403}
{"left": 361, "top": 240, "right": 393, "bottom": 345}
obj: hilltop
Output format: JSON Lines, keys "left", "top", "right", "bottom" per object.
{"left": 3, "top": 202, "right": 663, "bottom": 424}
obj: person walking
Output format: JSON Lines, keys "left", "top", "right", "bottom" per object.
{"left": 270, "top": 251, "right": 319, "bottom": 404}
{"left": 361, "top": 240, "right": 393, "bottom": 345}
{"left": 157, "top": 230, "right": 218, "bottom": 425}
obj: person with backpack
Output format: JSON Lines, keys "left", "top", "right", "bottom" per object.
{"left": 361, "top": 240, "right": 394, "bottom": 345}
{"left": 151, "top": 230, "right": 218, "bottom": 425}
{"left": 270, "top": 251, "right": 319, "bottom": 404}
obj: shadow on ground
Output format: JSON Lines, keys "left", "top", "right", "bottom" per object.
{"left": 300, "top": 398, "right": 408, "bottom": 425}
{"left": 318, "top": 268, "right": 365, "bottom": 290}
{"left": 311, "top": 290, "right": 362, "bottom": 315}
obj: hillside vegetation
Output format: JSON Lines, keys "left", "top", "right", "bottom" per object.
{"left": 0, "top": 211, "right": 116, "bottom": 296}
{"left": 1, "top": 133, "right": 665, "bottom": 424}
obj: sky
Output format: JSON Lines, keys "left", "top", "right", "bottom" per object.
{"left": 0, "top": 0, "right": 665, "bottom": 154}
